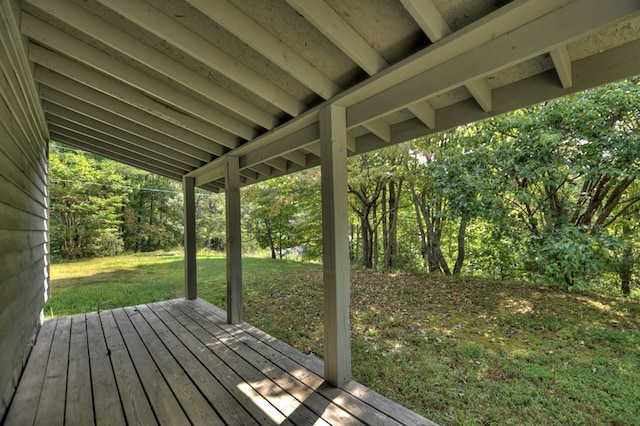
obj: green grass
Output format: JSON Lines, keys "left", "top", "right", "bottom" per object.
{"left": 48, "top": 254, "right": 640, "bottom": 425}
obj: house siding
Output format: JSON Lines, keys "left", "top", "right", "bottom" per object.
{"left": 0, "top": 0, "right": 50, "bottom": 420}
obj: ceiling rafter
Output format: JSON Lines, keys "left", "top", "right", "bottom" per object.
{"left": 44, "top": 105, "right": 202, "bottom": 168}
{"left": 402, "top": 0, "right": 493, "bottom": 112}
{"left": 286, "top": 0, "right": 426, "bottom": 137}
{"left": 40, "top": 88, "right": 213, "bottom": 161}
{"left": 36, "top": 70, "right": 227, "bottom": 156}
{"left": 347, "top": 0, "right": 639, "bottom": 129}
{"left": 550, "top": 46, "right": 573, "bottom": 88}
{"left": 23, "top": 0, "right": 276, "bottom": 130}
{"left": 185, "top": 0, "right": 341, "bottom": 100}
{"left": 29, "top": 44, "right": 241, "bottom": 150}
{"left": 50, "top": 123, "right": 193, "bottom": 172}
{"left": 22, "top": 15, "right": 256, "bottom": 141}
{"left": 97, "top": 0, "right": 305, "bottom": 118}
{"left": 48, "top": 115, "right": 200, "bottom": 169}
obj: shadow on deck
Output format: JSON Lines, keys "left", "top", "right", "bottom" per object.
{"left": 5, "top": 298, "right": 435, "bottom": 425}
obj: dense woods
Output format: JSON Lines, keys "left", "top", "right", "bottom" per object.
{"left": 49, "top": 78, "right": 640, "bottom": 295}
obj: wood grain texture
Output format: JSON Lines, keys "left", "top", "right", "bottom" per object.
{"left": 5, "top": 299, "right": 433, "bottom": 425}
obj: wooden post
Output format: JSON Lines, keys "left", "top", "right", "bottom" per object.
{"left": 183, "top": 176, "right": 197, "bottom": 300}
{"left": 319, "top": 104, "right": 351, "bottom": 387}
{"left": 225, "top": 156, "right": 243, "bottom": 324}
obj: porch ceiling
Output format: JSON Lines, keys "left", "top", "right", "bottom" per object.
{"left": 16, "top": 0, "right": 640, "bottom": 191}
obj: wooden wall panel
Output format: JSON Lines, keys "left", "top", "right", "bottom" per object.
{"left": 0, "top": 0, "right": 49, "bottom": 420}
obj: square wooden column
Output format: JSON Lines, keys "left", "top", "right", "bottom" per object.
{"left": 183, "top": 176, "right": 197, "bottom": 300}
{"left": 225, "top": 156, "right": 243, "bottom": 324}
{"left": 319, "top": 104, "right": 352, "bottom": 387}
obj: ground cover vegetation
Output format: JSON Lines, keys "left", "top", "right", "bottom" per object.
{"left": 50, "top": 78, "right": 640, "bottom": 296}
{"left": 47, "top": 255, "right": 640, "bottom": 425}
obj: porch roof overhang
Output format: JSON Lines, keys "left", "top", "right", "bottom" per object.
{"left": 10, "top": 0, "right": 640, "bottom": 192}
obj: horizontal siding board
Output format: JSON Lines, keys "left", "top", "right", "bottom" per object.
{"left": 0, "top": 2, "right": 48, "bottom": 417}
{"left": 0, "top": 202, "right": 48, "bottom": 231}
{"left": 0, "top": 123, "right": 48, "bottom": 205}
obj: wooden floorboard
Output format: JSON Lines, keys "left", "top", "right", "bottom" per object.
{"left": 5, "top": 298, "right": 435, "bottom": 425}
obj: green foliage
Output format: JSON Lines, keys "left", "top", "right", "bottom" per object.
{"left": 49, "top": 145, "right": 126, "bottom": 259}
{"left": 244, "top": 171, "right": 321, "bottom": 259}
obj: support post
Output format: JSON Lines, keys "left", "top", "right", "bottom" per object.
{"left": 183, "top": 176, "right": 197, "bottom": 300}
{"left": 319, "top": 104, "right": 352, "bottom": 387}
{"left": 225, "top": 156, "right": 243, "bottom": 324}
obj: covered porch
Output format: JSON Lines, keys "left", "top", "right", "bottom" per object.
{"left": 5, "top": 298, "right": 432, "bottom": 425}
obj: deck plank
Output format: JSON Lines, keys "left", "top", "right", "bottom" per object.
{"left": 110, "top": 308, "right": 189, "bottom": 426}
{"left": 99, "top": 310, "right": 157, "bottom": 426}
{"left": 34, "top": 315, "right": 71, "bottom": 426}
{"left": 124, "top": 305, "right": 223, "bottom": 426}
{"left": 155, "top": 301, "right": 286, "bottom": 424}
{"left": 168, "top": 300, "right": 326, "bottom": 423}
{"left": 141, "top": 303, "right": 260, "bottom": 425}
{"left": 7, "top": 299, "right": 435, "bottom": 426}
{"left": 86, "top": 312, "right": 125, "bottom": 426}
{"left": 4, "top": 318, "right": 57, "bottom": 426}
{"left": 193, "top": 298, "right": 435, "bottom": 426}
{"left": 182, "top": 299, "right": 367, "bottom": 425}
{"left": 65, "top": 314, "right": 94, "bottom": 426}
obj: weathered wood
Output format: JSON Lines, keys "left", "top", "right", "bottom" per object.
{"left": 8, "top": 301, "right": 433, "bottom": 425}
{"left": 65, "top": 314, "right": 94, "bottom": 425}
{"left": 183, "top": 176, "right": 197, "bottom": 300}
{"left": 161, "top": 300, "right": 285, "bottom": 424}
{"left": 111, "top": 308, "right": 190, "bottom": 425}
{"left": 3, "top": 319, "right": 55, "bottom": 426}
{"left": 99, "top": 310, "right": 157, "bottom": 426}
{"left": 225, "top": 156, "right": 243, "bottom": 324}
{"left": 124, "top": 306, "right": 222, "bottom": 425}
{"left": 319, "top": 104, "right": 352, "bottom": 387}
{"left": 185, "top": 300, "right": 366, "bottom": 425}
{"left": 143, "top": 303, "right": 260, "bottom": 425}
{"left": 34, "top": 316, "right": 71, "bottom": 426}
{"left": 85, "top": 312, "right": 126, "bottom": 426}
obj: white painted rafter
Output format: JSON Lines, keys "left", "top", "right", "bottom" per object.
{"left": 36, "top": 70, "right": 226, "bottom": 156}
{"left": 401, "top": 0, "right": 493, "bottom": 112}
{"left": 23, "top": 0, "right": 276, "bottom": 130}
{"left": 550, "top": 45, "right": 573, "bottom": 88}
{"left": 185, "top": 0, "right": 341, "bottom": 100}
{"left": 21, "top": 13, "right": 257, "bottom": 140}
{"left": 97, "top": 0, "right": 305, "bottom": 118}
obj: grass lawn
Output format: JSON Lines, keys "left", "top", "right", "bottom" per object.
{"left": 48, "top": 253, "right": 640, "bottom": 425}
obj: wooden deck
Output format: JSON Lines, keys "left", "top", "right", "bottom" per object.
{"left": 5, "top": 298, "right": 435, "bottom": 425}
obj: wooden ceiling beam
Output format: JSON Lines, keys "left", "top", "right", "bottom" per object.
{"left": 22, "top": 0, "right": 276, "bottom": 129}
{"left": 97, "top": 0, "right": 305, "bottom": 118}
{"left": 21, "top": 13, "right": 256, "bottom": 140}
{"left": 186, "top": 0, "right": 341, "bottom": 100}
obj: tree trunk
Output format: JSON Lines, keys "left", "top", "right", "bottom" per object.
{"left": 264, "top": 218, "right": 276, "bottom": 259}
{"left": 410, "top": 183, "right": 429, "bottom": 268}
{"left": 619, "top": 223, "right": 633, "bottom": 296}
{"left": 384, "top": 179, "right": 402, "bottom": 269}
{"left": 453, "top": 217, "right": 468, "bottom": 275}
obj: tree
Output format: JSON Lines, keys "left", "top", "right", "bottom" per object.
{"left": 483, "top": 78, "right": 640, "bottom": 288}
{"left": 49, "top": 144, "right": 126, "bottom": 259}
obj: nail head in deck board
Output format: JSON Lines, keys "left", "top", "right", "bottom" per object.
{"left": 123, "top": 306, "right": 223, "bottom": 425}
{"left": 137, "top": 303, "right": 259, "bottom": 426}
{"left": 110, "top": 308, "right": 190, "bottom": 425}
{"left": 65, "top": 314, "right": 94, "bottom": 425}
{"left": 99, "top": 310, "right": 158, "bottom": 426}
{"left": 34, "top": 315, "right": 72, "bottom": 426}
{"left": 85, "top": 312, "right": 126, "bottom": 426}
{"left": 4, "top": 319, "right": 56, "bottom": 426}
